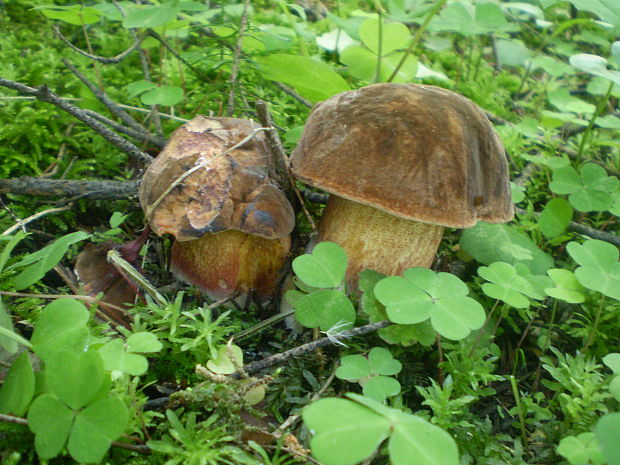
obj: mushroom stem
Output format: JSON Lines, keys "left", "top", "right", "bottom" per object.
{"left": 317, "top": 196, "right": 444, "bottom": 289}
{"left": 171, "top": 230, "right": 291, "bottom": 301}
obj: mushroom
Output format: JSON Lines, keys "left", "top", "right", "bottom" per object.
{"left": 139, "top": 116, "right": 295, "bottom": 301}
{"left": 290, "top": 83, "right": 513, "bottom": 289}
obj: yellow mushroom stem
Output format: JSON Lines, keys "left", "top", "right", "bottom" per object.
{"left": 317, "top": 196, "right": 444, "bottom": 290}
{"left": 171, "top": 230, "right": 290, "bottom": 301}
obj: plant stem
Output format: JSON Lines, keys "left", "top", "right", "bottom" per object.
{"left": 468, "top": 299, "right": 500, "bottom": 358}
{"left": 509, "top": 375, "right": 528, "bottom": 446}
{"left": 584, "top": 295, "right": 606, "bottom": 351}
{"left": 577, "top": 81, "right": 614, "bottom": 158}
{"left": 386, "top": 0, "right": 448, "bottom": 82}
{"left": 374, "top": 2, "right": 384, "bottom": 83}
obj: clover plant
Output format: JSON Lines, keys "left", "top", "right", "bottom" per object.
{"left": 336, "top": 347, "right": 402, "bottom": 402}
{"left": 303, "top": 393, "right": 458, "bottom": 465}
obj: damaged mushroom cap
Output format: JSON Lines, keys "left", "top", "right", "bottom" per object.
{"left": 290, "top": 83, "right": 513, "bottom": 285}
{"left": 139, "top": 116, "right": 295, "bottom": 242}
{"left": 139, "top": 116, "right": 295, "bottom": 300}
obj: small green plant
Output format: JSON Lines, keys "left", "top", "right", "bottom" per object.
{"left": 336, "top": 347, "right": 402, "bottom": 402}
{"left": 302, "top": 393, "right": 458, "bottom": 465}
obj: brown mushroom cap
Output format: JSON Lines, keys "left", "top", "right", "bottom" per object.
{"left": 290, "top": 83, "right": 513, "bottom": 228}
{"left": 139, "top": 116, "right": 295, "bottom": 241}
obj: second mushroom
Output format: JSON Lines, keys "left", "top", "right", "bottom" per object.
{"left": 139, "top": 116, "right": 295, "bottom": 302}
{"left": 290, "top": 83, "right": 514, "bottom": 289}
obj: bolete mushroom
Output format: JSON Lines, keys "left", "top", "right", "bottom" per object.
{"left": 290, "top": 83, "right": 513, "bottom": 289}
{"left": 139, "top": 116, "right": 295, "bottom": 301}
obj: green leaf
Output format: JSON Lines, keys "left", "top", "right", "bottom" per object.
{"left": 256, "top": 55, "right": 350, "bottom": 102}
{"left": 550, "top": 164, "right": 619, "bottom": 212}
{"left": 294, "top": 290, "right": 356, "bottom": 331}
{"left": 539, "top": 198, "right": 573, "bottom": 238}
{"left": 596, "top": 413, "right": 620, "bottom": 465}
{"left": 10, "top": 231, "right": 89, "bottom": 290}
{"left": 567, "top": 240, "right": 620, "bottom": 300}
{"left": 126, "top": 332, "right": 162, "bottom": 353}
{"left": 358, "top": 18, "right": 411, "bottom": 55}
{"left": 122, "top": 4, "right": 180, "bottom": 28}
{"left": 545, "top": 269, "right": 586, "bottom": 303}
{"left": 548, "top": 87, "right": 595, "bottom": 114}
{"left": 0, "top": 298, "right": 18, "bottom": 353}
{"left": 389, "top": 419, "right": 459, "bottom": 465}
{"left": 0, "top": 352, "right": 35, "bottom": 416}
{"left": 603, "top": 353, "right": 620, "bottom": 374}
{"left": 570, "top": 54, "right": 620, "bottom": 86}
{"left": 39, "top": 5, "right": 101, "bottom": 25}
{"left": 46, "top": 350, "right": 105, "bottom": 410}
{"left": 98, "top": 339, "right": 148, "bottom": 376}
{"left": 27, "top": 393, "right": 73, "bottom": 459}
{"left": 303, "top": 398, "right": 391, "bottom": 465}
{"left": 460, "top": 223, "right": 554, "bottom": 275}
{"left": 340, "top": 45, "right": 379, "bottom": 81}
{"left": 430, "top": 295, "right": 486, "bottom": 340}
{"left": 336, "top": 355, "right": 371, "bottom": 381}
{"left": 68, "top": 397, "right": 129, "bottom": 464}
{"left": 126, "top": 80, "right": 156, "bottom": 99}
{"left": 609, "top": 376, "right": 620, "bottom": 402}
{"left": 374, "top": 276, "right": 431, "bottom": 324}
{"left": 557, "top": 432, "right": 606, "bottom": 465}
{"left": 31, "top": 298, "right": 90, "bottom": 362}
{"left": 378, "top": 321, "right": 436, "bottom": 346}
{"left": 568, "top": 0, "right": 620, "bottom": 29}
{"left": 206, "top": 344, "right": 244, "bottom": 375}
{"left": 496, "top": 39, "right": 531, "bottom": 68}
{"left": 292, "top": 242, "right": 348, "bottom": 288}
{"left": 363, "top": 376, "right": 401, "bottom": 403}
{"left": 368, "top": 347, "right": 402, "bottom": 376}
{"left": 140, "top": 86, "right": 183, "bottom": 106}
{"left": 479, "top": 262, "right": 535, "bottom": 308}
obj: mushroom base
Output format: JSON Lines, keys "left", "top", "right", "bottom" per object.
{"left": 171, "top": 230, "right": 290, "bottom": 301}
{"left": 317, "top": 196, "right": 444, "bottom": 289}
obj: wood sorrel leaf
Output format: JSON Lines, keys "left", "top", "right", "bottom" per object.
{"left": 46, "top": 350, "right": 105, "bottom": 410}
{"left": 293, "top": 241, "right": 347, "bottom": 288}
{"left": 67, "top": 397, "right": 128, "bottom": 464}
{"left": 303, "top": 398, "right": 391, "bottom": 465}
{"left": 31, "top": 298, "right": 90, "bottom": 363}
{"left": 27, "top": 393, "right": 73, "bottom": 459}
{"left": 294, "top": 290, "right": 355, "bottom": 331}
{"left": 567, "top": 240, "right": 620, "bottom": 300}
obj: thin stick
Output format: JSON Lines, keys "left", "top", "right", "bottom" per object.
{"left": 274, "top": 82, "right": 312, "bottom": 108}
{"left": 82, "top": 109, "right": 165, "bottom": 148}
{"left": 0, "top": 78, "right": 153, "bottom": 165}
{"left": 235, "top": 320, "right": 391, "bottom": 377}
{"left": 53, "top": 24, "right": 144, "bottom": 64}
{"left": 2, "top": 205, "right": 72, "bottom": 236}
{"left": 0, "top": 178, "right": 139, "bottom": 201}
{"left": 63, "top": 59, "right": 151, "bottom": 137}
{"left": 227, "top": 0, "right": 251, "bottom": 116}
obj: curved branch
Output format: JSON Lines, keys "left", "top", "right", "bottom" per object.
{"left": 53, "top": 24, "right": 144, "bottom": 64}
{"left": 0, "top": 78, "right": 153, "bottom": 165}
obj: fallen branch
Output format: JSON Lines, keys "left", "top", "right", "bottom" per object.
{"left": 0, "top": 178, "right": 139, "bottom": 200}
{"left": 53, "top": 24, "right": 144, "bottom": 64}
{"left": 235, "top": 320, "right": 391, "bottom": 377}
{"left": 0, "top": 78, "right": 153, "bottom": 165}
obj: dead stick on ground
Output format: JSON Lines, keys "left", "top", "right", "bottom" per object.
{"left": 0, "top": 78, "right": 153, "bottom": 165}
{"left": 227, "top": 0, "right": 251, "bottom": 116}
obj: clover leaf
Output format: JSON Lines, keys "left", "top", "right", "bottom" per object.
{"left": 557, "top": 432, "right": 605, "bottom": 465}
{"left": 302, "top": 394, "right": 458, "bottom": 465}
{"left": 567, "top": 240, "right": 620, "bottom": 300}
{"left": 206, "top": 344, "right": 244, "bottom": 375}
{"left": 292, "top": 241, "right": 347, "bottom": 288}
{"left": 539, "top": 198, "right": 573, "bottom": 239}
{"left": 30, "top": 298, "right": 90, "bottom": 363}
{"left": 545, "top": 269, "right": 586, "bottom": 303}
{"left": 375, "top": 268, "right": 485, "bottom": 340}
{"left": 550, "top": 164, "right": 619, "bottom": 212}
{"left": 294, "top": 290, "right": 356, "bottom": 331}
{"left": 478, "top": 262, "right": 543, "bottom": 308}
